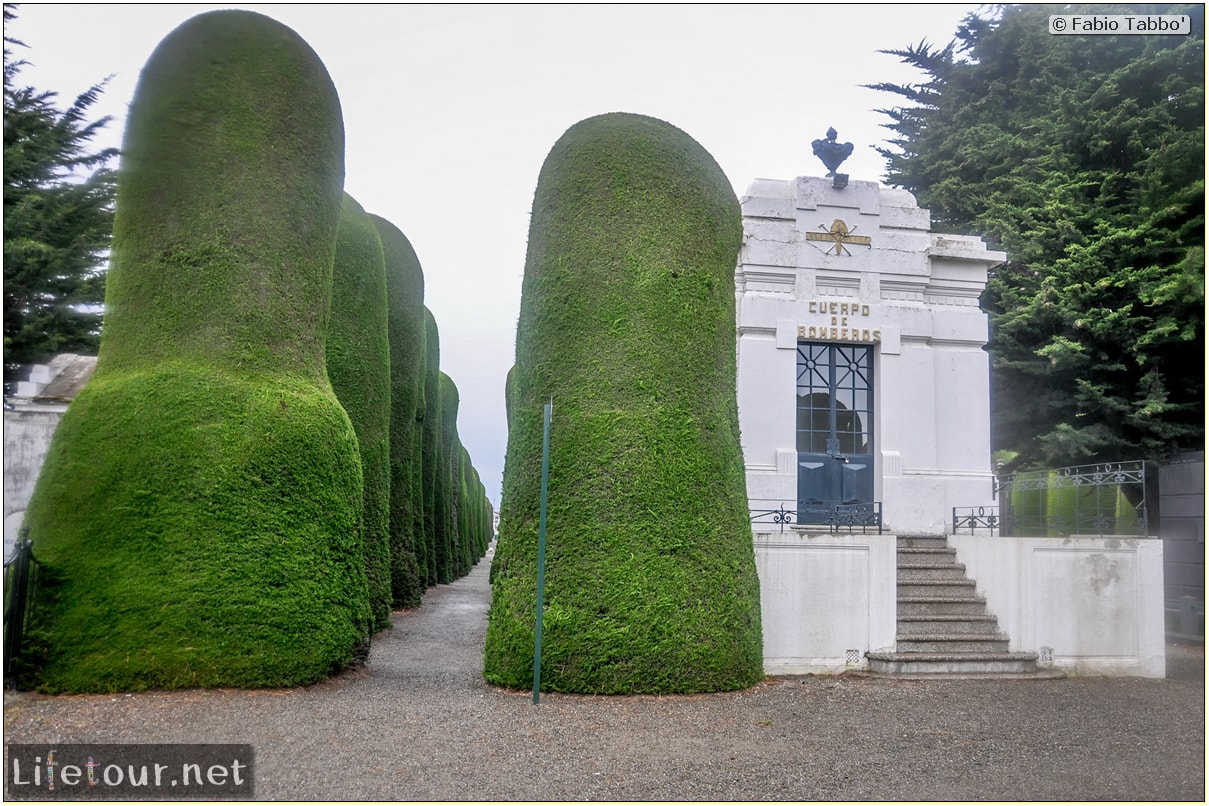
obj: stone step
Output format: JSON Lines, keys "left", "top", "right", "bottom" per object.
{"left": 898, "top": 564, "right": 969, "bottom": 581}
{"left": 897, "top": 536, "right": 950, "bottom": 549}
{"left": 895, "top": 634, "right": 1011, "bottom": 653}
{"left": 866, "top": 651, "right": 1044, "bottom": 676}
{"left": 873, "top": 535, "right": 1065, "bottom": 680}
{"left": 897, "top": 615, "right": 1001, "bottom": 635}
{"left": 899, "top": 548, "right": 952, "bottom": 560}
{"left": 904, "top": 548, "right": 957, "bottom": 560}
{"left": 898, "top": 596, "right": 988, "bottom": 617}
{"left": 898, "top": 579, "right": 978, "bottom": 597}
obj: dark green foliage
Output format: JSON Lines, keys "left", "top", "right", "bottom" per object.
{"left": 870, "top": 3, "right": 1204, "bottom": 469}
{"left": 25, "top": 370, "right": 368, "bottom": 692}
{"left": 458, "top": 444, "right": 474, "bottom": 577}
{"left": 467, "top": 477, "right": 491, "bottom": 562}
{"left": 21, "top": 10, "right": 369, "bottom": 692}
{"left": 438, "top": 371, "right": 461, "bottom": 584}
{"left": 484, "top": 112, "right": 764, "bottom": 694}
{"left": 447, "top": 401, "right": 490, "bottom": 576}
{"left": 3, "top": 5, "right": 117, "bottom": 390}
{"left": 421, "top": 310, "right": 448, "bottom": 585}
{"left": 505, "top": 364, "right": 516, "bottom": 431}
{"left": 328, "top": 194, "right": 392, "bottom": 630}
{"left": 374, "top": 215, "right": 427, "bottom": 607}
{"left": 492, "top": 365, "right": 516, "bottom": 585}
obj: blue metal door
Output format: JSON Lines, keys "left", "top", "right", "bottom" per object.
{"left": 796, "top": 342, "right": 874, "bottom": 524}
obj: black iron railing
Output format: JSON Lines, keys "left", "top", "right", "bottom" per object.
{"left": 4, "top": 531, "right": 37, "bottom": 679}
{"left": 750, "top": 500, "right": 883, "bottom": 534}
{"left": 953, "top": 460, "right": 1150, "bottom": 537}
{"left": 952, "top": 505, "right": 1000, "bottom": 534}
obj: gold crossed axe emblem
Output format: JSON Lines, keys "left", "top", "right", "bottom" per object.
{"left": 804, "top": 219, "right": 872, "bottom": 256}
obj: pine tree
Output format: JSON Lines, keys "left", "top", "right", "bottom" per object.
{"left": 869, "top": 3, "right": 1204, "bottom": 469}
{"left": 3, "top": 5, "right": 117, "bottom": 390}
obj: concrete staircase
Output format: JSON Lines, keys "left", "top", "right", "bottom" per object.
{"left": 865, "top": 535, "right": 1065, "bottom": 679}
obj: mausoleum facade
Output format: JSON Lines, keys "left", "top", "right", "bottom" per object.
{"left": 736, "top": 171, "right": 1165, "bottom": 679}
{"left": 735, "top": 175, "right": 1006, "bottom": 534}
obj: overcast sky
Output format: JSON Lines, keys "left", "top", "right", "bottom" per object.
{"left": 9, "top": 3, "right": 984, "bottom": 508}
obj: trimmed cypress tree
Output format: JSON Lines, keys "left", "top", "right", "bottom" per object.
{"left": 492, "top": 365, "right": 516, "bottom": 585}
{"left": 373, "top": 215, "right": 426, "bottom": 607}
{"left": 471, "top": 467, "right": 490, "bottom": 559}
{"left": 328, "top": 193, "right": 392, "bottom": 631}
{"left": 484, "top": 112, "right": 764, "bottom": 694}
{"left": 437, "top": 371, "right": 461, "bottom": 584}
{"left": 505, "top": 364, "right": 516, "bottom": 431}
{"left": 421, "top": 309, "right": 447, "bottom": 584}
{"left": 457, "top": 443, "right": 474, "bottom": 576}
{"left": 20, "top": 10, "right": 370, "bottom": 693}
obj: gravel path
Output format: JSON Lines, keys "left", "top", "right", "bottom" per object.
{"left": 5, "top": 545, "right": 1204, "bottom": 801}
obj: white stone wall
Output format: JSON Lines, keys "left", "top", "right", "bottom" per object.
{"left": 3, "top": 354, "right": 95, "bottom": 559}
{"left": 951, "top": 534, "right": 1167, "bottom": 677}
{"left": 754, "top": 530, "right": 897, "bottom": 674}
{"left": 736, "top": 176, "right": 1005, "bottom": 534}
{"left": 3, "top": 409, "right": 64, "bottom": 559}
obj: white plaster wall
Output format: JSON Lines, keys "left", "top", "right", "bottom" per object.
{"left": 885, "top": 340, "right": 937, "bottom": 471}
{"left": 3, "top": 408, "right": 65, "bottom": 559}
{"left": 4, "top": 409, "right": 63, "bottom": 520}
{"left": 932, "top": 344, "right": 992, "bottom": 472}
{"left": 736, "top": 321, "right": 796, "bottom": 504}
{"left": 754, "top": 531, "right": 897, "bottom": 674}
{"left": 950, "top": 534, "right": 1166, "bottom": 677}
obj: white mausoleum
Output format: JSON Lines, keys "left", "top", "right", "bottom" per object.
{"left": 736, "top": 175, "right": 1004, "bottom": 533}
{"left": 736, "top": 172, "right": 1165, "bottom": 678}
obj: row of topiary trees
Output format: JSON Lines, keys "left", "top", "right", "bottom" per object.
{"left": 19, "top": 9, "right": 492, "bottom": 694}
{"left": 329, "top": 199, "right": 494, "bottom": 634}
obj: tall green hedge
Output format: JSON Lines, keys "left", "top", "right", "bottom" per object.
{"left": 492, "top": 366, "right": 515, "bottom": 585}
{"left": 374, "top": 215, "right": 427, "bottom": 607}
{"left": 438, "top": 371, "right": 461, "bottom": 584}
{"left": 421, "top": 310, "right": 448, "bottom": 585}
{"left": 328, "top": 193, "right": 392, "bottom": 631}
{"left": 20, "top": 10, "right": 370, "bottom": 693}
{"left": 484, "top": 112, "right": 764, "bottom": 694}
{"left": 470, "top": 465, "right": 491, "bottom": 560}
{"left": 505, "top": 364, "right": 516, "bottom": 431}
{"left": 457, "top": 443, "right": 474, "bottom": 576}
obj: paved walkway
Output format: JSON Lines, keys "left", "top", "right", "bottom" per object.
{"left": 4, "top": 547, "right": 1205, "bottom": 801}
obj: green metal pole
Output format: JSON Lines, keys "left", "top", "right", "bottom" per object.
{"left": 533, "top": 400, "right": 552, "bottom": 704}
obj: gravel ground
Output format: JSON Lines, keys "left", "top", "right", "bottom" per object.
{"left": 4, "top": 545, "right": 1204, "bottom": 802}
